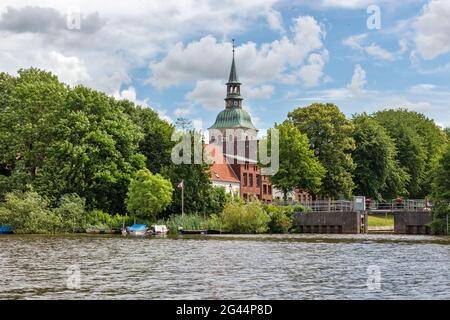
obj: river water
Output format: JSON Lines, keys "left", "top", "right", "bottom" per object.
{"left": 0, "top": 234, "right": 449, "bottom": 300}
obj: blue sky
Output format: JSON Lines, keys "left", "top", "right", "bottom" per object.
{"left": 1, "top": 0, "right": 449, "bottom": 133}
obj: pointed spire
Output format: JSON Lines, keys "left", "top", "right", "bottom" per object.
{"left": 227, "top": 39, "right": 240, "bottom": 84}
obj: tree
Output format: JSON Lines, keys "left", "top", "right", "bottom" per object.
{"left": 35, "top": 85, "right": 146, "bottom": 213}
{"left": 444, "top": 127, "right": 450, "bottom": 140}
{"left": 126, "top": 168, "right": 173, "bottom": 219}
{"left": 268, "top": 121, "right": 325, "bottom": 200}
{"left": 125, "top": 104, "right": 176, "bottom": 174}
{"left": 430, "top": 144, "right": 450, "bottom": 234}
{"left": 373, "top": 109, "right": 446, "bottom": 198}
{"left": 0, "top": 68, "right": 68, "bottom": 192}
{"left": 161, "top": 130, "right": 214, "bottom": 216}
{"left": 0, "top": 69, "right": 149, "bottom": 213}
{"left": 352, "top": 114, "right": 409, "bottom": 199}
{"left": 288, "top": 103, "right": 356, "bottom": 198}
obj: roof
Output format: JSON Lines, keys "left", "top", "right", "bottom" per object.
{"left": 208, "top": 108, "right": 257, "bottom": 130}
{"left": 227, "top": 56, "right": 240, "bottom": 84}
{"left": 204, "top": 144, "right": 240, "bottom": 184}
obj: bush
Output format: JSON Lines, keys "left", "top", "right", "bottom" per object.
{"left": 430, "top": 200, "right": 450, "bottom": 235}
{"left": 0, "top": 190, "right": 61, "bottom": 234}
{"left": 218, "top": 201, "right": 270, "bottom": 234}
{"left": 126, "top": 168, "right": 173, "bottom": 220}
{"left": 53, "top": 194, "right": 87, "bottom": 232}
{"left": 161, "top": 213, "right": 220, "bottom": 234}
{"left": 264, "top": 204, "right": 292, "bottom": 233}
{"left": 85, "top": 210, "right": 130, "bottom": 229}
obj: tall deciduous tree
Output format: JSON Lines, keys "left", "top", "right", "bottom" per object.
{"left": 161, "top": 130, "right": 214, "bottom": 216}
{"left": 35, "top": 85, "right": 146, "bottom": 213}
{"left": 126, "top": 168, "right": 173, "bottom": 219}
{"left": 125, "top": 104, "right": 176, "bottom": 174}
{"left": 288, "top": 103, "right": 356, "bottom": 199}
{"left": 430, "top": 144, "right": 450, "bottom": 234}
{"left": 373, "top": 109, "right": 446, "bottom": 198}
{"left": 268, "top": 121, "right": 325, "bottom": 200}
{"left": 0, "top": 68, "right": 68, "bottom": 194}
{"left": 352, "top": 114, "right": 409, "bottom": 200}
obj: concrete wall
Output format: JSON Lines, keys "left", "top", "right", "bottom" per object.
{"left": 293, "top": 211, "right": 367, "bottom": 234}
{"left": 394, "top": 211, "right": 432, "bottom": 234}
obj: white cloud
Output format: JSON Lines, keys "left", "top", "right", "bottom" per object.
{"left": 173, "top": 107, "right": 193, "bottom": 117}
{"left": 0, "top": 0, "right": 279, "bottom": 94}
{"left": 364, "top": 44, "right": 395, "bottom": 61}
{"left": 46, "top": 51, "right": 90, "bottom": 85}
{"left": 342, "top": 33, "right": 367, "bottom": 50}
{"left": 266, "top": 9, "right": 284, "bottom": 33}
{"left": 113, "top": 86, "right": 137, "bottom": 101}
{"left": 414, "top": 0, "right": 450, "bottom": 60}
{"left": 299, "top": 50, "right": 329, "bottom": 87}
{"left": 343, "top": 34, "right": 405, "bottom": 61}
{"left": 347, "top": 64, "right": 367, "bottom": 95}
{"left": 246, "top": 85, "right": 275, "bottom": 99}
{"left": 185, "top": 80, "right": 224, "bottom": 110}
{"left": 319, "top": 0, "right": 380, "bottom": 8}
{"left": 149, "top": 15, "right": 327, "bottom": 89}
{"left": 409, "top": 84, "right": 436, "bottom": 93}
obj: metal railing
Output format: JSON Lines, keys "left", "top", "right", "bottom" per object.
{"left": 365, "top": 199, "right": 432, "bottom": 212}
{"left": 274, "top": 198, "right": 434, "bottom": 212}
{"left": 275, "top": 199, "right": 354, "bottom": 212}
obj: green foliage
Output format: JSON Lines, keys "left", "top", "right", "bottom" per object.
{"left": 430, "top": 144, "right": 450, "bottom": 235}
{"left": 0, "top": 69, "right": 147, "bottom": 213}
{"left": 263, "top": 204, "right": 292, "bottom": 233}
{"left": 0, "top": 190, "right": 61, "bottom": 234}
{"left": 85, "top": 210, "right": 130, "bottom": 229}
{"left": 53, "top": 194, "right": 87, "bottom": 232}
{"left": 0, "top": 68, "right": 68, "bottom": 192}
{"left": 128, "top": 106, "right": 176, "bottom": 174}
{"left": 352, "top": 114, "right": 409, "bottom": 200}
{"left": 218, "top": 201, "right": 270, "bottom": 234}
{"left": 367, "top": 213, "right": 394, "bottom": 227}
{"left": 206, "top": 186, "right": 231, "bottom": 214}
{"left": 288, "top": 103, "right": 356, "bottom": 198}
{"left": 432, "top": 144, "right": 450, "bottom": 200}
{"left": 374, "top": 109, "right": 447, "bottom": 198}
{"left": 444, "top": 128, "right": 450, "bottom": 140}
{"left": 162, "top": 130, "right": 214, "bottom": 217}
{"left": 430, "top": 200, "right": 450, "bottom": 235}
{"left": 268, "top": 121, "right": 325, "bottom": 199}
{"left": 161, "top": 213, "right": 220, "bottom": 233}
{"left": 126, "top": 168, "right": 173, "bottom": 219}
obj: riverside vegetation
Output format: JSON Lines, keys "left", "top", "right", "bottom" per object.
{"left": 0, "top": 69, "right": 449, "bottom": 234}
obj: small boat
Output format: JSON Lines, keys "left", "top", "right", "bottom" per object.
{"left": 150, "top": 224, "right": 169, "bottom": 235}
{"left": 179, "top": 229, "right": 208, "bottom": 235}
{"left": 0, "top": 226, "right": 14, "bottom": 234}
{"left": 125, "top": 224, "right": 148, "bottom": 237}
{"left": 86, "top": 228, "right": 121, "bottom": 235}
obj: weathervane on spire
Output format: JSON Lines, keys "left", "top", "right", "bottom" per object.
{"left": 232, "top": 38, "right": 235, "bottom": 56}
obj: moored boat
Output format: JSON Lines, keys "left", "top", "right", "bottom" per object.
{"left": 150, "top": 224, "right": 169, "bottom": 235}
{"left": 0, "top": 226, "right": 14, "bottom": 234}
{"left": 125, "top": 224, "right": 148, "bottom": 236}
{"left": 86, "top": 228, "right": 121, "bottom": 235}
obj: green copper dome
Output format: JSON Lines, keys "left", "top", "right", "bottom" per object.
{"left": 209, "top": 108, "right": 257, "bottom": 130}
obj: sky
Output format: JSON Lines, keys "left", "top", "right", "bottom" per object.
{"left": 0, "top": 0, "right": 449, "bottom": 135}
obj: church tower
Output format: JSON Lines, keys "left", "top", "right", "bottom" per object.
{"left": 208, "top": 41, "right": 272, "bottom": 203}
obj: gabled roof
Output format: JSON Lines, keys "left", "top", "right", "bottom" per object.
{"left": 204, "top": 144, "right": 240, "bottom": 184}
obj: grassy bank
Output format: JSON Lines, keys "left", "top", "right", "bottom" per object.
{"left": 368, "top": 213, "right": 394, "bottom": 227}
